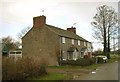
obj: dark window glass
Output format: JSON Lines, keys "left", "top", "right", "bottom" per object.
{"left": 16, "top": 52, "right": 22, "bottom": 54}
{"left": 10, "top": 52, "right": 15, "bottom": 54}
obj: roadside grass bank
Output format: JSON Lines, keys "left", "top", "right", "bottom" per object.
{"left": 108, "top": 54, "right": 119, "bottom": 63}
{"left": 28, "top": 72, "right": 68, "bottom": 80}
{"left": 38, "top": 73, "right": 68, "bottom": 80}
{"left": 48, "top": 63, "right": 102, "bottom": 70}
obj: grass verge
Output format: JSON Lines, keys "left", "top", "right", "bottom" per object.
{"left": 48, "top": 64, "right": 102, "bottom": 71}
{"left": 32, "top": 73, "right": 68, "bottom": 80}
{"left": 82, "top": 64, "right": 102, "bottom": 70}
{"left": 108, "top": 55, "right": 119, "bottom": 63}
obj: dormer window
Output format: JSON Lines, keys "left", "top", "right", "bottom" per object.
{"left": 72, "top": 39, "right": 74, "bottom": 44}
{"left": 78, "top": 40, "right": 80, "bottom": 46}
{"left": 62, "top": 37, "right": 65, "bottom": 43}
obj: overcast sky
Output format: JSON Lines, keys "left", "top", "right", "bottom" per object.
{"left": 0, "top": 0, "right": 119, "bottom": 50}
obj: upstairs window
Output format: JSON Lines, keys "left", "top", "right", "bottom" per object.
{"left": 84, "top": 41, "right": 86, "bottom": 46}
{"left": 78, "top": 40, "right": 80, "bottom": 46}
{"left": 62, "top": 37, "right": 65, "bottom": 43}
{"left": 87, "top": 42, "right": 90, "bottom": 48}
{"left": 72, "top": 39, "right": 74, "bottom": 44}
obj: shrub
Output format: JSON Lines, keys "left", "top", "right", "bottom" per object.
{"left": 89, "top": 58, "right": 96, "bottom": 65}
{"left": 61, "top": 58, "right": 96, "bottom": 66}
{"left": 84, "top": 55, "right": 89, "bottom": 59}
{"left": 97, "top": 57, "right": 104, "bottom": 63}
{"left": 76, "top": 58, "right": 90, "bottom": 66}
{"left": 2, "top": 56, "right": 47, "bottom": 80}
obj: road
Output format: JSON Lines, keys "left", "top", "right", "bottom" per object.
{"left": 74, "top": 61, "right": 118, "bottom": 80}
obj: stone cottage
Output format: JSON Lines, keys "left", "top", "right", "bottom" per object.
{"left": 22, "top": 15, "right": 93, "bottom": 66}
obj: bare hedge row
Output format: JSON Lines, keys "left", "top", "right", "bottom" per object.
{"left": 2, "top": 57, "right": 47, "bottom": 80}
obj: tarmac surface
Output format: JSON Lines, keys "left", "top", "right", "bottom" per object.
{"left": 74, "top": 61, "right": 119, "bottom": 80}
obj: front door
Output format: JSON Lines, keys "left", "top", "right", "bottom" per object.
{"left": 68, "top": 52, "right": 73, "bottom": 60}
{"left": 68, "top": 49, "right": 78, "bottom": 60}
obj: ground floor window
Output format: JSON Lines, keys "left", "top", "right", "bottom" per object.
{"left": 81, "top": 52, "right": 84, "bottom": 58}
{"left": 62, "top": 51, "right": 67, "bottom": 60}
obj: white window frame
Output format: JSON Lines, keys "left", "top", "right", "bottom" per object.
{"left": 78, "top": 40, "right": 80, "bottom": 46}
{"left": 87, "top": 42, "right": 90, "bottom": 48}
{"left": 72, "top": 39, "right": 74, "bottom": 44}
{"left": 62, "top": 37, "right": 65, "bottom": 43}
{"left": 84, "top": 41, "right": 86, "bottom": 46}
{"left": 62, "top": 51, "right": 67, "bottom": 61}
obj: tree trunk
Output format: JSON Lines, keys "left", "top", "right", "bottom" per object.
{"left": 108, "top": 26, "right": 110, "bottom": 53}
{"left": 108, "top": 36, "right": 110, "bottom": 53}
{"left": 103, "top": 27, "right": 107, "bottom": 54}
{"left": 103, "top": 16, "right": 107, "bottom": 55}
{"left": 107, "top": 29, "right": 111, "bottom": 59}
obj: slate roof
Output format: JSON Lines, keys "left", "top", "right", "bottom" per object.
{"left": 46, "top": 24, "right": 89, "bottom": 42}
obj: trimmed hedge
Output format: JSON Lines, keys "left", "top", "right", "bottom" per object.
{"left": 61, "top": 58, "right": 96, "bottom": 66}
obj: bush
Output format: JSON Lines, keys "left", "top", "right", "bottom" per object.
{"left": 84, "top": 55, "right": 89, "bottom": 59}
{"left": 76, "top": 58, "right": 90, "bottom": 66}
{"left": 61, "top": 58, "right": 96, "bottom": 66}
{"left": 89, "top": 58, "right": 96, "bottom": 65}
{"left": 2, "top": 56, "right": 47, "bottom": 80}
{"left": 97, "top": 57, "right": 104, "bottom": 63}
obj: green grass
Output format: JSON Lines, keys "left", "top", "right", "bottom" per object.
{"left": 82, "top": 64, "right": 102, "bottom": 70}
{"left": 48, "top": 63, "right": 101, "bottom": 70}
{"left": 48, "top": 66, "right": 67, "bottom": 69}
{"left": 38, "top": 73, "right": 67, "bottom": 80}
{"left": 107, "top": 54, "right": 118, "bottom": 63}
{"left": 28, "top": 73, "right": 67, "bottom": 80}
{"left": 108, "top": 57, "right": 118, "bottom": 63}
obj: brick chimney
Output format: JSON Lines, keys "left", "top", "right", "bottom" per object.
{"left": 33, "top": 15, "right": 46, "bottom": 28}
{"left": 67, "top": 26, "right": 76, "bottom": 34}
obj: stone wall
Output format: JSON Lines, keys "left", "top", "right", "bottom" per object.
{"left": 22, "top": 27, "right": 60, "bottom": 66}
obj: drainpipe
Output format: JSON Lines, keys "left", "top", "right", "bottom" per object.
{"left": 59, "top": 36, "right": 62, "bottom": 66}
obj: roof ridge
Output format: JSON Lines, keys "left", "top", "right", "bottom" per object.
{"left": 46, "top": 24, "right": 67, "bottom": 32}
{"left": 46, "top": 24, "right": 88, "bottom": 42}
{"left": 46, "top": 24, "right": 80, "bottom": 36}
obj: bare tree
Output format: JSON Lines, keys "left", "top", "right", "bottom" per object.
{"left": 2, "top": 36, "right": 20, "bottom": 49}
{"left": 91, "top": 5, "right": 118, "bottom": 58}
{"left": 17, "top": 26, "right": 31, "bottom": 39}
